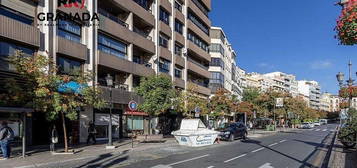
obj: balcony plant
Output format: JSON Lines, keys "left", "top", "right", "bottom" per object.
{"left": 336, "top": 0, "right": 357, "bottom": 45}
{"left": 339, "top": 86, "right": 357, "bottom": 98}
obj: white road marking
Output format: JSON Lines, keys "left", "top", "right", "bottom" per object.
{"left": 252, "top": 147, "right": 264, "bottom": 153}
{"left": 15, "top": 156, "right": 97, "bottom": 168}
{"left": 315, "top": 129, "right": 320, "bottom": 131}
{"left": 207, "top": 166, "right": 215, "bottom": 168}
{"left": 223, "top": 154, "right": 247, "bottom": 163}
{"left": 268, "top": 142, "right": 278, "bottom": 147}
{"left": 167, "top": 154, "right": 210, "bottom": 166}
{"left": 330, "top": 129, "right": 336, "bottom": 132}
{"left": 151, "top": 165, "right": 172, "bottom": 168}
{"left": 322, "top": 129, "right": 327, "bottom": 131}
{"left": 258, "top": 163, "right": 274, "bottom": 168}
{"left": 279, "top": 139, "right": 287, "bottom": 143}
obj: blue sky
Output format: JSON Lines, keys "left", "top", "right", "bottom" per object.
{"left": 210, "top": 0, "right": 357, "bottom": 94}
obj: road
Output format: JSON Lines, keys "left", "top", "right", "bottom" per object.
{"left": 122, "top": 124, "right": 338, "bottom": 168}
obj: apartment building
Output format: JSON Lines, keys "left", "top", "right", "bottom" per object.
{"left": 209, "top": 27, "right": 243, "bottom": 99}
{"left": 263, "top": 72, "right": 299, "bottom": 97}
{"left": 330, "top": 95, "right": 340, "bottom": 112}
{"left": 0, "top": 0, "right": 212, "bottom": 144}
{"left": 320, "top": 93, "right": 332, "bottom": 112}
{"left": 298, "top": 80, "right": 321, "bottom": 110}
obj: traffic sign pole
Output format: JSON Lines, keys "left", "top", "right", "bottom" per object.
{"left": 128, "top": 101, "right": 138, "bottom": 148}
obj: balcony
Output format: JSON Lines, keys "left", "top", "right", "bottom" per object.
{"left": 133, "top": 27, "right": 152, "bottom": 40}
{"left": 174, "top": 78, "right": 185, "bottom": 89}
{"left": 187, "top": 0, "right": 211, "bottom": 26}
{"left": 187, "top": 20, "right": 210, "bottom": 44}
{"left": 98, "top": 51, "right": 155, "bottom": 77}
{"left": 160, "top": 0, "right": 172, "bottom": 13}
{"left": 159, "top": 21, "right": 172, "bottom": 38}
{"left": 160, "top": 47, "right": 172, "bottom": 61}
{"left": 0, "top": 15, "right": 40, "bottom": 47}
{"left": 187, "top": 40, "right": 210, "bottom": 62}
{"left": 99, "top": 86, "right": 144, "bottom": 104}
{"left": 188, "top": 82, "right": 210, "bottom": 96}
{"left": 175, "top": 55, "right": 185, "bottom": 67}
{"left": 175, "top": 9, "right": 185, "bottom": 23}
{"left": 99, "top": 15, "right": 155, "bottom": 54}
{"left": 187, "top": 58, "right": 210, "bottom": 79}
{"left": 56, "top": 36, "right": 87, "bottom": 60}
{"left": 56, "top": 0, "right": 89, "bottom": 16}
{"left": 113, "top": 0, "right": 155, "bottom": 27}
{"left": 175, "top": 32, "right": 185, "bottom": 45}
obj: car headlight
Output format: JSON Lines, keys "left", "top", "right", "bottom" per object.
{"left": 224, "top": 131, "right": 230, "bottom": 135}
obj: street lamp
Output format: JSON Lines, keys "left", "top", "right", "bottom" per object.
{"left": 105, "top": 74, "right": 115, "bottom": 148}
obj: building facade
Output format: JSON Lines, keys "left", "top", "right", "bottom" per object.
{"left": 297, "top": 80, "right": 321, "bottom": 110}
{"left": 263, "top": 72, "right": 299, "bottom": 97}
{"left": 0, "top": 0, "right": 212, "bottom": 144}
{"left": 208, "top": 27, "right": 243, "bottom": 99}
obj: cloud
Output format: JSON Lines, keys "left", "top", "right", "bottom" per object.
{"left": 257, "top": 62, "right": 274, "bottom": 69}
{"left": 310, "top": 60, "right": 332, "bottom": 69}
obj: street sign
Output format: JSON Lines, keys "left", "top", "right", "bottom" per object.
{"left": 128, "top": 100, "right": 138, "bottom": 111}
{"left": 275, "top": 98, "right": 284, "bottom": 107}
{"left": 194, "top": 106, "right": 201, "bottom": 113}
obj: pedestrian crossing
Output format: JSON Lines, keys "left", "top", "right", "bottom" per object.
{"left": 308, "top": 128, "right": 335, "bottom": 132}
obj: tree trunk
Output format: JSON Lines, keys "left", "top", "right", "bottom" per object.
{"left": 148, "top": 116, "right": 151, "bottom": 135}
{"left": 61, "top": 111, "right": 68, "bottom": 153}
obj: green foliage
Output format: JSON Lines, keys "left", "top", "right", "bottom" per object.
{"left": 210, "top": 88, "right": 233, "bottom": 119}
{"left": 135, "top": 75, "right": 176, "bottom": 116}
{"left": 6, "top": 52, "right": 106, "bottom": 121}
{"left": 242, "top": 87, "right": 260, "bottom": 103}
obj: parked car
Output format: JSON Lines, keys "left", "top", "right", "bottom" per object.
{"left": 314, "top": 121, "right": 321, "bottom": 126}
{"left": 301, "top": 122, "right": 312, "bottom": 129}
{"left": 319, "top": 119, "right": 328, "bottom": 125}
{"left": 308, "top": 122, "right": 315, "bottom": 128}
{"left": 217, "top": 122, "right": 248, "bottom": 141}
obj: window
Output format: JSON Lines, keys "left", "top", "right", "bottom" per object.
{"left": 159, "top": 58, "right": 171, "bottom": 73}
{"left": 0, "top": 6, "right": 33, "bottom": 25}
{"left": 57, "top": 19, "right": 81, "bottom": 43}
{"left": 210, "top": 72, "right": 224, "bottom": 85}
{"left": 210, "top": 43, "right": 224, "bottom": 55}
{"left": 57, "top": 56, "right": 82, "bottom": 75}
{"left": 98, "top": 34, "right": 127, "bottom": 59}
{"left": 127, "top": 116, "right": 144, "bottom": 130}
{"left": 192, "top": 0, "right": 209, "bottom": 16}
{"left": 210, "top": 58, "right": 224, "bottom": 69}
{"left": 133, "top": 0, "right": 150, "bottom": 11}
{"left": 175, "top": 67, "right": 182, "bottom": 78}
{"left": 159, "top": 8, "right": 170, "bottom": 25}
{"left": 188, "top": 12, "right": 209, "bottom": 35}
{"left": 0, "top": 41, "right": 34, "bottom": 71}
{"left": 175, "top": 20, "right": 183, "bottom": 34}
{"left": 174, "top": 1, "right": 182, "bottom": 12}
{"left": 159, "top": 34, "right": 169, "bottom": 48}
{"left": 187, "top": 32, "right": 209, "bottom": 52}
{"left": 174, "top": 43, "right": 183, "bottom": 55}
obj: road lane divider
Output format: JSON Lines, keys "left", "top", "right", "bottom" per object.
{"left": 251, "top": 147, "right": 265, "bottom": 153}
{"left": 167, "top": 154, "right": 210, "bottom": 166}
{"left": 268, "top": 142, "right": 278, "bottom": 147}
{"left": 223, "top": 154, "right": 247, "bottom": 163}
{"left": 279, "top": 139, "right": 287, "bottom": 143}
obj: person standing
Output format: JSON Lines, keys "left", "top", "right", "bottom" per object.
{"left": 86, "top": 121, "right": 96, "bottom": 145}
{"left": 0, "top": 121, "right": 14, "bottom": 160}
{"left": 50, "top": 125, "right": 58, "bottom": 153}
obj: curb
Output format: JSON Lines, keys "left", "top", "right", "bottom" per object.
{"left": 326, "top": 126, "right": 339, "bottom": 168}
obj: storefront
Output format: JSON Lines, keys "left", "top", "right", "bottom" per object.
{"left": 123, "top": 110, "right": 149, "bottom": 136}
{"left": 94, "top": 113, "right": 120, "bottom": 140}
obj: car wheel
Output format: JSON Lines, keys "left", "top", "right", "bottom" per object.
{"left": 242, "top": 132, "right": 247, "bottom": 141}
{"left": 229, "top": 134, "right": 235, "bottom": 142}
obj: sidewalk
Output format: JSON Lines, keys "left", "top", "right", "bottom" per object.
{"left": 328, "top": 139, "right": 357, "bottom": 168}
{"left": 0, "top": 129, "right": 292, "bottom": 168}
{"left": 247, "top": 127, "right": 298, "bottom": 138}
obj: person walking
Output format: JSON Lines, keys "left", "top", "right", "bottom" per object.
{"left": 50, "top": 125, "right": 58, "bottom": 153}
{"left": 86, "top": 121, "right": 97, "bottom": 145}
{"left": 0, "top": 121, "right": 14, "bottom": 160}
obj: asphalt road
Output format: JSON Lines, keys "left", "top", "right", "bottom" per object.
{"left": 122, "top": 124, "right": 338, "bottom": 168}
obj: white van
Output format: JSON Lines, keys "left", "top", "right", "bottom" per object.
{"left": 319, "top": 119, "right": 328, "bottom": 125}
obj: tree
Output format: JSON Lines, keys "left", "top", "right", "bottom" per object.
{"left": 210, "top": 88, "right": 233, "bottom": 119}
{"left": 175, "top": 83, "right": 209, "bottom": 118}
{"left": 242, "top": 87, "right": 260, "bottom": 103}
{"left": 7, "top": 52, "right": 105, "bottom": 152}
{"left": 255, "top": 89, "right": 288, "bottom": 118}
{"left": 236, "top": 101, "right": 254, "bottom": 119}
{"left": 136, "top": 75, "right": 176, "bottom": 116}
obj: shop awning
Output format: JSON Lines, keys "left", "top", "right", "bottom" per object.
{"left": 124, "top": 110, "right": 148, "bottom": 116}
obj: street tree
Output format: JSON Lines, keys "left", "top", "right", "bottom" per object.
{"left": 7, "top": 52, "right": 106, "bottom": 152}
{"left": 210, "top": 88, "right": 233, "bottom": 119}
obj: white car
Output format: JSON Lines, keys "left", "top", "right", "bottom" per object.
{"left": 320, "top": 119, "right": 328, "bottom": 125}
{"left": 308, "top": 122, "right": 315, "bottom": 128}
{"left": 301, "top": 122, "right": 312, "bottom": 129}
{"left": 314, "top": 122, "right": 321, "bottom": 126}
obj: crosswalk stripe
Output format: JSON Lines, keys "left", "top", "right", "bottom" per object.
{"left": 322, "top": 129, "right": 327, "bottom": 131}
{"left": 315, "top": 129, "right": 320, "bottom": 131}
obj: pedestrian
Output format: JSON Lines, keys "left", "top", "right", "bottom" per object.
{"left": 0, "top": 121, "right": 14, "bottom": 160}
{"left": 50, "top": 125, "right": 58, "bottom": 153}
{"left": 87, "top": 121, "right": 97, "bottom": 145}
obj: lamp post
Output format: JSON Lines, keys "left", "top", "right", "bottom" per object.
{"left": 105, "top": 74, "right": 114, "bottom": 148}
{"left": 336, "top": 61, "right": 356, "bottom": 123}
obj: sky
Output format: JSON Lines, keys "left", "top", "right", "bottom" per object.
{"left": 210, "top": 0, "right": 357, "bottom": 94}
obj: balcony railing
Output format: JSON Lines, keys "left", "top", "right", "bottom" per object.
{"left": 191, "top": 0, "right": 209, "bottom": 16}
{"left": 133, "top": 0, "right": 152, "bottom": 12}
{"left": 133, "top": 27, "right": 152, "bottom": 40}
{"left": 99, "top": 9, "right": 129, "bottom": 28}
{"left": 188, "top": 58, "right": 209, "bottom": 70}
{"left": 133, "top": 57, "right": 152, "bottom": 68}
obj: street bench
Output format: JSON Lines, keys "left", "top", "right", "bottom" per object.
{"left": 136, "top": 134, "right": 165, "bottom": 143}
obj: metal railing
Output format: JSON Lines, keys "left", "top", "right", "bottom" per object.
{"left": 191, "top": 0, "right": 209, "bottom": 17}
{"left": 188, "top": 58, "right": 209, "bottom": 70}
{"left": 133, "top": 27, "right": 152, "bottom": 40}
{"left": 98, "top": 9, "right": 129, "bottom": 28}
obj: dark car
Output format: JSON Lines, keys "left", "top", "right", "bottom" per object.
{"left": 217, "top": 122, "right": 248, "bottom": 141}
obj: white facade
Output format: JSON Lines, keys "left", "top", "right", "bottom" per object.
{"left": 298, "top": 80, "right": 321, "bottom": 110}
{"left": 263, "top": 72, "right": 299, "bottom": 97}
{"left": 209, "top": 27, "right": 243, "bottom": 99}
